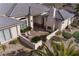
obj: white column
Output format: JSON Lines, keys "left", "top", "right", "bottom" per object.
{"left": 30, "top": 16, "right": 34, "bottom": 30}
{"left": 17, "top": 25, "right": 21, "bottom": 36}
{"left": 45, "top": 16, "right": 48, "bottom": 31}
{"left": 53, "top": 8, "right": 56, "bottom": 18}
{"left": 26, "top": 18, "right": 29, "bottom": 27}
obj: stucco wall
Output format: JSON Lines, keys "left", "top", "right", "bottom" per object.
{"left": 46, "top": 16, "right": 56, "bottom": 31}
{"left": 1, "top": 25, "right": 20, "bottom": 44}
{"left": 61, "top": 18, "right": 73, "bottom": 30}
{"left": 46, "top": 29, "right": 59, "bottom": 40}
{"left": 10, "top": 26, "right": 18, "bottom": 38}
{"left": 33, "top": 16, "right": 42, "bottom": 25}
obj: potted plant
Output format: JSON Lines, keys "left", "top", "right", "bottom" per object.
{"left": 25, "top": 26, "right": 32, "bottom": 36}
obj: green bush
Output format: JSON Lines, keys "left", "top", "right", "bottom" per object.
{"left": 21, "top": 28, "right": 27, "bottom": 33}
{"left": 62, "top": 31, "right": 72, "bottom": 39}
{"left": 31, "top": 36, "right": 41, "bottom": 43}
{"left": 26, "top": 26, "right": 31, "bottom": 30}
{"left": 73, "top": 31, "right": 79, "bottom": 40}
{"left": 21, "top": 26, "right": 31, "bottom": 33}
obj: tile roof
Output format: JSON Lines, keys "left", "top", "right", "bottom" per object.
{"left": 0, "top": 16, "right": 22, "bottom": 30}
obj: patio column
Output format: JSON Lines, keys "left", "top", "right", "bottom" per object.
{"left": 52, "top": 19, "right": 56, "bottom": 31}
{"left": 46, "top": 18, "right": 47, "bottom": 31}
{"left": 30, "top": 16, "right": 34, "bottom": 30}
{"left": 45, "top": 16, "right": 48, "bottom": 31}
{"left": 25, "top": 18, "right": 29, "bottom": 27}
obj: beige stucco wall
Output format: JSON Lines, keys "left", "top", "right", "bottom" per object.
{"left": 10, "top": 26, "right": 18, "bottom": 39}
{"left": 33, "top": 16, "right": 42, "bottom": 25}
{"left": 1, "top": 25, "right": 21, "bottom": 44}
{"left": 61, "top": 18, "right": 73, "bottom": 30}
{"left": 46, "top": 16, "right": 55, "bottom": 31}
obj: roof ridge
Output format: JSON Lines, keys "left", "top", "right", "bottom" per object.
{"left": 57, "top": 10, "right": 64, "bottom": 20}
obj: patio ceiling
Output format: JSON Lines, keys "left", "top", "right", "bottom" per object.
{"left": 0, "top": 3, "right": 49, "bottom": 17}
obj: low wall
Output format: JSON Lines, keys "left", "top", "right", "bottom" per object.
{"left": 19, "top": 35, "right": 42, "bottom": 50}
{"left": 46, "top": 29, "right": 59, "bottom": 40}
{"left": 20, "top": 35, "right": 35, "bottom": 49}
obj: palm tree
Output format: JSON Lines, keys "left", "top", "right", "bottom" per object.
{"left": 30, "top": 40, "right": 79, "bottom": 56}
{"left": 29, "top": 43, "right": 54, "bottom": 56}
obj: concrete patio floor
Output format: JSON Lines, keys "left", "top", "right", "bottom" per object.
{"left": 28, "top": 30, "right": 49, "bottom": 39}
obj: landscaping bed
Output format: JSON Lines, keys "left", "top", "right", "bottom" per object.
{"left": 73, "top": 31, "right": 79, "bottom": 40}
{"left": 0, "top": 37, "right": 32, "bottom": 56}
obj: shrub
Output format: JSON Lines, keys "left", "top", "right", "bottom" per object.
{"left": 9, "top": 37, "right": 20, "bottom": 44}
{"left": 26, "top": 26, "right": 31, "bottom": 30}
{"left": 55, "top": 31, "right": 62, "bottom": 35}
{"left": 31, "top": 36, "right": 41, "bottom": 43}
{"left": 62, "top": 31, "right": 72, "bottom": 39}
{"left": 21, "top": 28, "right": 27, "bottom": 33}
{"left": 21, "top": 26, "right": 31, "bottom": 33}
{"left": 73, "top": 31, "right": 79, "bottom": 40}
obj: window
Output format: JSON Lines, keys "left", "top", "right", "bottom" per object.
{"left": 20, "top": 20, "right": 27, "bottom": 30}
{"left": 0, "top": 31, "right": 5, "bottom": 42}
{"left": 3, "top": 29, "right": 11, "bottom": 40}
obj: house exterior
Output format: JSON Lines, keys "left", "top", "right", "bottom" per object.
{"left": 0, "top": 3, "right": 74, "bottom": 48}
{"left": 33, "top": 7, "right": 74, "bottom": 32}
{"left": 0, "top": 16, "right": 21, "bottom": 44}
